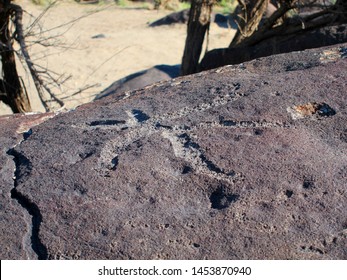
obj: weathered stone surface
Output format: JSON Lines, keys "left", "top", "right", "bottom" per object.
{"left": 1, "top": 44, "right": 346, "bottom": 259}
{"left": 200, "top": 24, "right": 347, "bottom": 71}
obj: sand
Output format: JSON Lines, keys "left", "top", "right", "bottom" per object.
{"left": 0, "top": 0, "right": 235, "bottom": 115}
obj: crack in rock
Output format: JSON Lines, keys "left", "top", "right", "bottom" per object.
{"left": 2, "top": 113, "right": 60, "bottom": 259}
{"left": 7, "top": 147, "right": 48, "bottom": 260}
{"left": 10, "top": 188, "right": 48, "bottom": 260}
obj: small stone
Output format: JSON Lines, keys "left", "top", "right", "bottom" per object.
{"left": 91, "top": 34, "right": 106, "bottom": 39}
{"left": 287, "top": 102, "right": 336, "bottom": 120}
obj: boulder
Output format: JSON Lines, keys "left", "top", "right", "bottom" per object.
{"left": 0, "top": 44, "right": 346, "bottom": 259}
{"left": 149, "top": 9, "right": 232, "bottom": 27}
{"left": 149, "top": 9, "right": 190, "bottom": 27}
{"left": 95, "top": 64, "right": 180, "bottom": 100}
{"left": 200, "top": 24, "right": 347, "bottom": 71}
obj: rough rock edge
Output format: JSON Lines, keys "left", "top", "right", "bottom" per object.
{"left": 2, "top": 112, "right": 58, "bottom": 259}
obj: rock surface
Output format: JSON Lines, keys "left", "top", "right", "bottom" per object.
{"left": 0, "top": 44, "right": 347, "bottom": 259}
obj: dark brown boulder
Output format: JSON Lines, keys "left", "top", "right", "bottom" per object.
{"left": 149, "top": 9, "right": 232, "bottom": 27}
{"left": 95, "top": 64, "right": 180, "bottom": 100}
{"left": 0, "top": 44, "right": 346, "bottom": 259}
{"left": 199, "top": 24, "right": 347, "bottom": 71}
{"left": 149, "top": 9, "right": 190, "bottom": 27}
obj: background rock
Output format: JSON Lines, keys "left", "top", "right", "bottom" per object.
{"left": 95, "top": 64, "right": 180, "bottom": 100}
{"left": 149, "top": 9, "right": 232, "bottom": 27}
{"left": 200, "top": 24, "right": 347, "bottom": 71}
{"left": 149, "top": 9, "right": 190, "bottom": 27}
{"left": 0, "top": 44, "right": 346, "bottom": 259}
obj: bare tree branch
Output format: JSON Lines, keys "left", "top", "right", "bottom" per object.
{"left": 10, "top": 3, "right": 64, "bottom": 111}
{"left": 230, "top": 0, "right": 270, "bottom": 46}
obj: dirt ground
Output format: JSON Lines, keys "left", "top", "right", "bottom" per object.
{"left": 0, "top": 0, "right": 236, "bottom": 115}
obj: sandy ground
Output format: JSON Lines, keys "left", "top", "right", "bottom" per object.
{"left": 0, "top": 0, "right": 235, "bottom": 115}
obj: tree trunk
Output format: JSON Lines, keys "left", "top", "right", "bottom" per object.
{"left": 230, "top": 0, "right": 270, "bottom": 47}
{"left": 180, "top": 0, "right": 214, "bottom": 76}
{"left": 0, "top": 0, "right": 32, "bottom": 113}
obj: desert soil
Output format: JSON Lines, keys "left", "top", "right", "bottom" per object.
{"left": 0, "top": 0, "right": 235, "bottom": 115}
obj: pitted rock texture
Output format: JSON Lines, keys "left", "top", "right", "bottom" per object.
{"left": 1, "top": 44, "right": 347, "bottom": 259}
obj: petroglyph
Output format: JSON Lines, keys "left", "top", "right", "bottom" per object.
{"left": 94, "top": 88, "right": 291, "bottom": 183}
{"left": 93, "top": 78, "right": 292, "bottom": 179}
{"left": 161, "top": 130, "right": 242, "bottom": 184}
